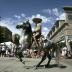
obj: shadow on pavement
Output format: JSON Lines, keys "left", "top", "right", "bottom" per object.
{"left": 23, "top": 64, "right": 67, "bottom": 69}
{"left": 58, "top": 64, "right": 67, "bottom": 69}
{"left": 35, "top": 64, "right": 67, "bottom": 69}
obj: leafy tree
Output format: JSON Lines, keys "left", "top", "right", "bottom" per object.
{"left": 0, "top": 26, "right": 5, "bottom": 43}
{"left": 12, "top": 34, "right": 20, "bottom": 45}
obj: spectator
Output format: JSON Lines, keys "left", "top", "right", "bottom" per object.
{"left": 0, "top": 46, "right": 2, "bottom": 57}
{"left": 61, "top": 46, "right": 67, "bottom": 58}
{"left": 2, "top": 45, "right": 6, "bottom": 57}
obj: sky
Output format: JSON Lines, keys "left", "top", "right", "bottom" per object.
{"left": 0, "top": 0, "right": 72, "bottom": 37}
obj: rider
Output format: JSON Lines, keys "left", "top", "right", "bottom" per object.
{"left": 33, "top": 21, "right": 42, "bottom": 47}
{"left": 33, "top": 23, "right": 41, "bottom": 39}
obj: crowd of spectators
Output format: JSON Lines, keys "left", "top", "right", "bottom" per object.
{"left": 0, "top": 43, "right": 44, "bottom": 58}
{"left": 0, "top": 43, "right": 72, "bottom": 59}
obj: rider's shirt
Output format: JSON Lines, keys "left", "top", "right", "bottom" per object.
{"left": 34, "top": 23, "right": 41, "bottom": 33}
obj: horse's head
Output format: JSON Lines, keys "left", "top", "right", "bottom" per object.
{"left": 16, "top": 20, "right": 32, "bottom": 31}
{"left": 16, "top": 22, "right": 26, "bottom": 30}
{"left": 16, "top": 20, "right": 32, "bottom": 50}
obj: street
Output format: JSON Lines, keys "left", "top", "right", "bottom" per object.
{"left": 60, "top": 58, "right": 72, "bottom": 66}
{"left": 0, "top": 57, "right": 72, "bottom": 72}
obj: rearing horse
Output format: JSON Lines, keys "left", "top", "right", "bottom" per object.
{"left": 16, "top": 20, "right": 32, "bottom": 62}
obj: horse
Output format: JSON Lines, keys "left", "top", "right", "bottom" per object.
{"left": 16, "top": 20, "right": 59, "bottom": 67}
{"left": 16, "top": 20, "right": 32, "bottom": 62}
{"left": 35, "top": 38, "right": 59, "bottom": 69}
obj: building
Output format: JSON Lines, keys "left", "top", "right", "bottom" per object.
{"left": 0, "top": 26, "right": 12, "bottom": 43}
{"left": 47, "top": 6, "right": 72, "bottom": 51}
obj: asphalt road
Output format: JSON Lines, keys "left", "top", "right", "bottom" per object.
{"left": 0, "top": 57, "right": 72, "bottom": 72}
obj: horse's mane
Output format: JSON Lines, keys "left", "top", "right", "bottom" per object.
{"left": 23, "top": 21, "right": 32, "bottom": 35}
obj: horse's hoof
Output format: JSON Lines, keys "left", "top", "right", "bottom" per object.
{"left": 34, "top": 67, "right": 38, "bottom": 70}
{"left": 22, "top": 61, "right": 25, "bottom": 64}
{"left": 20, "top": 59, "right": 23, "bottom": 62}
{"left": 34, "top": 65, "right": 39, "bottom": 70}
{"left": 45, "top": 65, "right": 49, "bottom": 68}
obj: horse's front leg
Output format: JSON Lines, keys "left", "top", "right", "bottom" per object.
{"left": 17, "top": 51, "right": 24, "bottom": 63}
{"left": 18, "top": 51, "right": 22, "bottom": 61}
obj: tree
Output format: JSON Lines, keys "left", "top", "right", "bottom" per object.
{"left": 12, "top": 34, "right": 20, "bottom": 45}
{"left": 0, "top": 26, "right": 5, "bottom": 43}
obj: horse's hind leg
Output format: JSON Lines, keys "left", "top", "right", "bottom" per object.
{"left": 46, "top": 54, "right": 51, "bottom": 67}
{"left": 36, "top": 52, "right": 46, "bottom": 67}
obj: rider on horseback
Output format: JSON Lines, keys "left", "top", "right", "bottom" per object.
{"left": 32, "top": 18, "right": 42, "bottom": 47}
{"left": 33, "top": 23, "right": 41, "bottom": 39}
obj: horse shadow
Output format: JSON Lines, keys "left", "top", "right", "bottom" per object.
{"left": 35, "top": 64, "right": 67, "bottom": 69}
{"left": 24, "top": 64, "right": 67, "bottom": 70}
